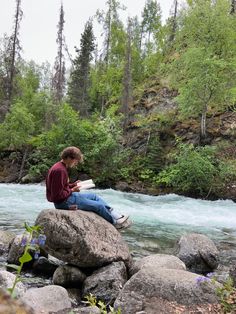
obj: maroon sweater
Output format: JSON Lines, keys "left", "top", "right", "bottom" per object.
{"left": 46, "top": 161, "right": 76, "bottom": 203}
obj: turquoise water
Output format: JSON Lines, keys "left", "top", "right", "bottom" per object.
{"left": 1, "top": 183, "right": 236, "bottom": 255}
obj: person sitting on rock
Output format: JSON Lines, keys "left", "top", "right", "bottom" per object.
{"left": 46, "top": 146, "right": 130, "bottom": 229}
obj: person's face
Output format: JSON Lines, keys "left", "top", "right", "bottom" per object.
{"left": 67, "top": 158, "right": 79, "bottom": 168}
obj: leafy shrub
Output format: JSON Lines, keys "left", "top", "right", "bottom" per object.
{"left": 155, "top": 143, "right": 219, "bottom": 197}
{"left": 29, "top": 103, "right": 127, "bottom": 183}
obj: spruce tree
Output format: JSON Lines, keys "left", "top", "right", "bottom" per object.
{"left": 52, "top": 3, "right": 66, "bottom": 105}
{"left": 0, "top": 0, "right": 23, "bottom": 114}
{"left": 67, "top": 20, "right": 95, "bottom": 116}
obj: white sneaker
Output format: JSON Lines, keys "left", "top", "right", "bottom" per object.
{"left": 114, "top": 215, "right": 130, "bottom": 229}
{"left": 116, "top": 215, "right": 129, "bottom": 224}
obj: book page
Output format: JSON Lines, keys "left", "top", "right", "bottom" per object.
{"left": 77, "top": 179, "right": 95, "bottom": 190}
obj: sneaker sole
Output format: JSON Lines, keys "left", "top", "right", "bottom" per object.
{"left": 115, "top": 219, "right": 133, "bottom": 230}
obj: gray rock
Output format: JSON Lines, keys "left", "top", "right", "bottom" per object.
{"left": 7, "top": 233, "right": 47, "bottom": 266}
{"left": 53, "top": 265, "right": 86, "bottom": 288}
{"left": 7, "top": 234, "right": 27, "bottom": 265}
{"left": 0, "top": 287, "right": 34, "bottom": 314}
{"left": 0, "top": 230, "right": 15, "bottom": 255}
{"left": 176, "top": 233, "right": 219, "bottom": 274}
{"left": 35, "top": 209, "right": 131, "bottom": 268}
{"left": 32, "top": 256, "right": 58, "bottom": 277}
{"left": 82, "top": 261, "right": 127, "bottom": 304}
{"left": 130, "top": 254, "right": 186, "bottom": 276}
{"left": 114, "top": 268, "right": 220, "bottom": 314}
{"left": 20, "top": 285, "right": 71, "bottom": 314}
{"left": 73, "top": 306, "right": 100, "bottom": 314}
{"left": 0, "top": 270, "right": 26, "bottom": 297}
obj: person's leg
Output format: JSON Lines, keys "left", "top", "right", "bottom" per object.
{"left": 66, "top": 192, "right": 129, "bottom": 227}
{"left": 78, "top": 192, "right": 125, "bottom": 222}
{"left": 70, "top": 192, "right": 115, "bottom": 224}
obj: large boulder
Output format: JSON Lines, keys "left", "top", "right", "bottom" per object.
{"left": 35, "top": 209, "right": 131, "bottom": 268}
{"left": 32, "top": 256, "right": 59, "bottom": 277}
{"left": 53, "top": 265, "right": 86, "bottom": 288}
{"left": 7, "top": 234, "right": 26, "bottom": 265}
{"left": 7, "top": 233, "right": 47, "bottom": 266}
{"left": 176, "top": 233, "right": 219, "bottom": 274}
{"left": 82, "top": 261, "right": 127, "bottom": 304}
{"left": 20, "top": 285, "right": 71, "bottom": 314}
{"left": 0, "top": 288, "right": 34, "bottom": 314}
{"left": 129, "top": 254, "right": 186, "bottom": 276}
{"left": 0, "top": 230, "right": 15, "bottom": 256}
{"left": 0, "top": 270, "right": 26, "bottom": 297}
{"left": 114, "top": 268, "right": 220, "bottom": 314}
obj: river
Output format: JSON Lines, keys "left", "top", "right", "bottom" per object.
{"left": 1, "top": 183, "right": 236, "bottom": 256}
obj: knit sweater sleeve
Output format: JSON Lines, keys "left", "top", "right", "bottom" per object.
{"left": 46, "top": 165, "right": 72, "bottom": 203}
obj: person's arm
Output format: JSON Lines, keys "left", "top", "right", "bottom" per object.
{"left": 50, "top": 169, "right": 72, "bottom": 201}
{"left": 69, "top": 180, "right": 81, "bottom": 188}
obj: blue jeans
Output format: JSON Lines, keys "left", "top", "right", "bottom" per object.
{"left": 54, "top": 192, "right": 115, "bottom": 224}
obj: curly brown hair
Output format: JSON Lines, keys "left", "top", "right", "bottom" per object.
{"left": 61, "top": 146, "right": 83, "bottom": 162}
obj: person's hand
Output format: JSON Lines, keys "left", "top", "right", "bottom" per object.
{"left": 72, "top": 185, "right": 80, "bottom": 192}
{"left": 69, "top": 205, "right": 78, "bottom": 210}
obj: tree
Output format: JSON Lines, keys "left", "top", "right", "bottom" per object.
{"left": 174, "top": 48, "right": 234, "bottom": 138}
{"left": 168, "top": 0, "right": 178, "bottom": 45}
{"left": 96, "top": 0, "right": 125, "bottom": 65}
{"left": 230, "top": 0, "right": 236, "bottom": 14}
{"left": 121, "top": 18, "right": 132, "bottom": 128}
{"left": 140, "top": 0, "right": 162, "bottom": 49}
{"left": 91, "top": 1, "right": 126, "bottom": 111}
{"left": 171, "top": 0, "right": 236, "bottom": 139}
{"left": 7, "top": 0, "right": 23, "bottom": 102}
{"left": 52, "top": 3, "right": 66, "bottom": 104}
{"left": 0, "top": 0, "right": 22, "bottom": 119}
{"left": 67, "top": 20, "right": 95, "bottom": 116}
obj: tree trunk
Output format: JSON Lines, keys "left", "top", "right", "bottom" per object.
{"left": 230, "top": 0, "right": 236, "bottom": 14}
{"left": 121, "top": 19, "right": 133, "bottom": 130}
{"left": 8, "top": 0, "right": 22, "bottom": 101}
{"left": 200, "top": 105, "right": 207, "bottom": 138}
{"left": 169, "top": 0, "right": 178, "bottom": 44}
{"left": 18, "top": 146, "right": 28, "bottom": 181}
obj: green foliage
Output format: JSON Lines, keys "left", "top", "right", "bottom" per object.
{"left": 8, "top": 222, "right": 46, "bottom": 297}
{"left": 30, "top": 103, "right": 127, "bottom": 183}
{"left": 169, "top": 0, "right": 236, "bottom": 136}
{"left": 0, "top": 100, "right": 35, "bottom": 150}
{"left": 172, "top": 48, "right": 235, "bottom": 118}
{"left": 215, "top": 277, "right": 236, "bottom": 313}
{"left": 84, "top": 293, "right": 121, "bottom": 314}
{"left": 177, "top": 0, "right": 236, "bottom": 58}
{"left": 155, "top": 143, "right": 220, "bottom": 196}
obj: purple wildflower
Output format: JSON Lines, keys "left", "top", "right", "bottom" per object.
{"left": 38, "top": 234, "right": 46, "bottom": 246}
{"left": 20, "top": 236, "right": 28, "bottom": 247}
{"left": 196, "top": 276, "right": 210, "bottom": 285}
{"left": 30, "top": 238, "right": 38, "bottom": 246}
{"left": 206, "top": 272, "right": 215, "bottom": 279}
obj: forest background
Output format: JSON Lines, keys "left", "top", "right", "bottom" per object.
{"left": 1, "top": 0, "right": 236, "bottom": 200}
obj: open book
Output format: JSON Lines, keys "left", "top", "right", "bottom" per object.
{"left": 77, "top": 179, "right": 95, "bottom": 190}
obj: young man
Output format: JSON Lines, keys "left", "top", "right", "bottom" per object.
{"left": 46, "top": 146, "right": 130, "bottom": 229}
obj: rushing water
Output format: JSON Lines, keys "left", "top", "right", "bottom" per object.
{"left": 1, "top": 183, "right": 236, "bottom": 256}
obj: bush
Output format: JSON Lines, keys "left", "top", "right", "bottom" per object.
{"left": 29, "top": 103, "right": 128, "bottom": 183}
{"left": 155, "top": 143, "right": 220, "bottom": 197}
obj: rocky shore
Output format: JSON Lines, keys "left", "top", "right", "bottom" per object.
{"left": 0, "top": 209, "right": 235, "bottom": 313}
